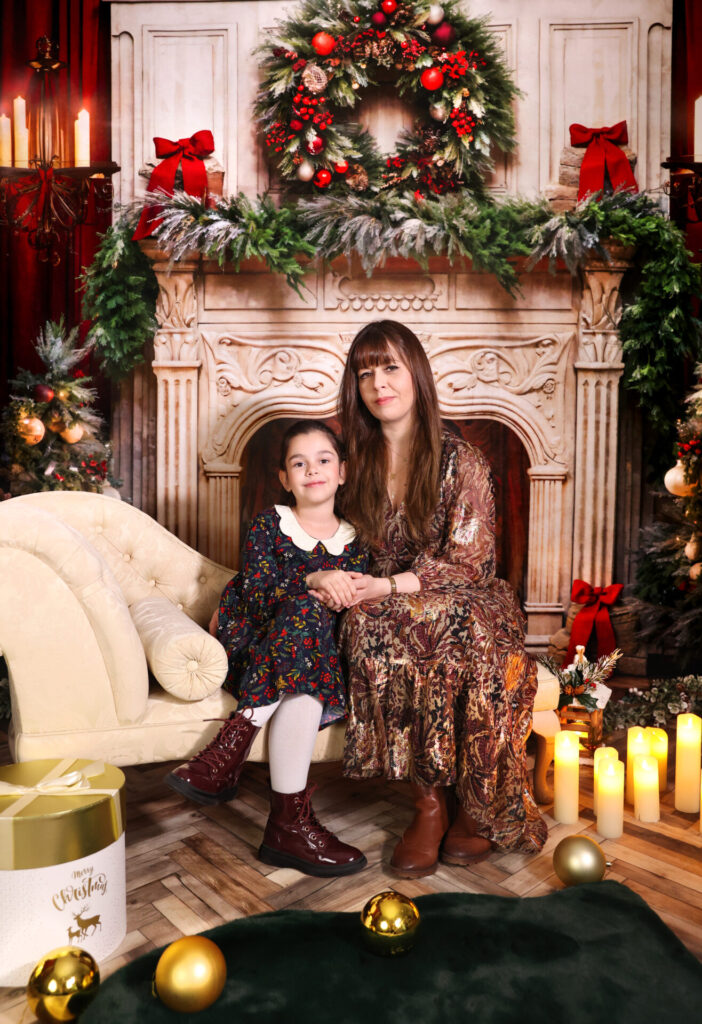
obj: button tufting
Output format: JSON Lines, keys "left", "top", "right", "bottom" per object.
{"left": 123, "top": 553, "right": 131, "bottom": 561}
{"left": 199, "top": 576, "right": 207, "bottom": 584}
{"left": 177, "top": 603, "right": 183, "bottom": 610}
{"left": 149, "top": 579, "right": 156, "bottom": 587}
{"left": 186, "top": 659, "right": 198, "bottom": 671}
{"left": 95, "top": 526, "right": 103, "bottom": 533}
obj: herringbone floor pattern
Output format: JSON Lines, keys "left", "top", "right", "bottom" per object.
{"left": 2, "top": 729, "right": 702, "bottom": 1023}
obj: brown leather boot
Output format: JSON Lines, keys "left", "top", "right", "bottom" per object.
{"left": 165, "top": 711, "right": 259, "bottom": 805}
{"left": 390, "top": 783, "right": 449, "bottom": 879}
{"left": 258, "top": 785, "right": 367, "bottom": 877}
{"left": 441, "top": 805, "right": 492, "bottom": 865}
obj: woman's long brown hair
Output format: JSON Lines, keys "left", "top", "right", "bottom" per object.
{"left": 338, "top": 320, "right": 443, "bottom": 551}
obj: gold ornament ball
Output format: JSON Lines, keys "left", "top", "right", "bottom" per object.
{"left": 154, "top": 936, "right": 227, "bottom": 1013}
{"left": 59, "top": 422, "right": 84, "bottom": 444}
{"left": 690, "top": 562, "right": 702, "bottom": 582}
{"left": 553, "top": 836, "right": 606, "bottom": 887}
{"left": 47, "top": 412, "right": 66, "bottom": 433}
{"left": 664, "top": 460, "right": 696, "bottom": 497}
{"left": 18, "top": 416, "right": 46, "bottom": 446}
{"left": 360, "top": 890, "right": 420, "bottom": 957}
{"left": 27, "top": 946, "right": 100, "bottom": 1024}
{"left": 685, "top": 534, "right": 702, "bottom": 562}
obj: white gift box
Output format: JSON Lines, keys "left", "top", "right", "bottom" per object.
{"left": 0, "top": 758, "right": 127, "bottom": 987}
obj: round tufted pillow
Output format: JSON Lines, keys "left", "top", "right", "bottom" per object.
{"left": 129, "top": 595, "right": 228, "bottom": 701}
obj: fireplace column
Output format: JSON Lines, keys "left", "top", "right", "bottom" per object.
{"left": 572, "top": 245, "right": 634, "bottom": 587}
{"left": 525, "top": 464, "right": 568, "bottom": 644}
{"left": 144, "top": 244, "right": 201, "bottom": 547}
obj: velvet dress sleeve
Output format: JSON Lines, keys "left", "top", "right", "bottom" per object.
{"left": 410, "top": 442, "right": 497, "bottom": 592}
{"left": 237, "top": 510, "right": 310, "bottom": 606}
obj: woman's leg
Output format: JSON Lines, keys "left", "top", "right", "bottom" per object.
{"left": 259, "top": 694, "right": 367, "bottom": 876}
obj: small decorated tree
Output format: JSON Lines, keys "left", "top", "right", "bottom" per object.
{"left": 0, "top": 319, "right": 117, "bottom": 496}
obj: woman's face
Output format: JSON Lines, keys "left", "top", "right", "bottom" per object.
{"left": 356, "top": 345, "right": 416, "bottom": 429}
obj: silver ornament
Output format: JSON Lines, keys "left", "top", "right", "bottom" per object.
{"left": 296, "top": 160, "right": 316, "bottom": 182}
{"left": 427, "top": 5, "right": 445, "bottom": 25}
{"left": 429, "top": 102, "right": 448, "bottom": 121}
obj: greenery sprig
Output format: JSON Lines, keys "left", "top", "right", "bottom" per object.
{"left": 603, "top": 675, "right": 702, "bottom": 733}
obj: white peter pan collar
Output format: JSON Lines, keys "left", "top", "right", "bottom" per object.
{"left": 275, "top": 505, "right": 356, "bottom": 555}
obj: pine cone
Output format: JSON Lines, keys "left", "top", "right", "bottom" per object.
{"left": 346, "top": 164, "right": 370, "bottom": 191}
{"left": 302, "top": 64, "right": 329, "bottom": 93}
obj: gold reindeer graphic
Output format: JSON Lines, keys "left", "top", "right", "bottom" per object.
{"left": 71, "top": 904, "right": 102, "bottom": 938}
{"left": 66, "top": 924, "right": 82, "bottom": 943}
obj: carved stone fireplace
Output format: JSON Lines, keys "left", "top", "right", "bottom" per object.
{"left": 142, "top": 243, "right": 631, "bottom": 649}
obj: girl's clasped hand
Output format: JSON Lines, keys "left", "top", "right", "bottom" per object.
{"left": 306, "top": 569, "right": 388, "bottom": 610}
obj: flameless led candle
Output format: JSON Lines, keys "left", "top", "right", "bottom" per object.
{"left": 13, "top": 96, "right": 28, "bottom": 166}
{"left": 554, "top": 730, "right": 580, "bottom": 824}
{"left": 626, "top": 727, "right": 651, "bottom": 805}
{"left": 597, "top": 758, "right": 624, "bottom": 839}
{"left": 675, "top": 713, "right": 702, "bottom": 813}
{"left": 633, "top": 755, "right": 660, "bottom": 822}
{"left": 0, "top": 115, "right": 10, "bottom": 166}
{"left": 644, "top": 726, "right": 668, "bottom": 791}
{"left": 74, "top": 108, "right": 90, "bottom": 166}
{"left": 593, "top": 746, "right": 618, "bottom": 816}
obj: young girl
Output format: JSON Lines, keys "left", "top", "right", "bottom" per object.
{"left": 166, "top": 420, "right": 369, "bottom": 877}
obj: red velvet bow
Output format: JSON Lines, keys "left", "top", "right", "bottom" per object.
{"left": 133, "top": 130, "right": 214, "bottom": 241}
{"left": 569, "top": 121, "right": 638, "bottom": 201}
{"left": 563, "top": 579, "right": 623, "bottom": 666}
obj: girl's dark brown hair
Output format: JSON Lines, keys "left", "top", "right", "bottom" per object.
{"left": 338, "top": 320, "right": 442, "bottom": 550}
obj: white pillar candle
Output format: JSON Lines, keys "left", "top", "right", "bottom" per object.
{"left": 597, "top": 758, "right": 624, "bottom": 839}
{"left": 0, "top": 114, "right": 11, "bottom": 165}
{"left": 633, "top": 755, "right": 660, "bottom": 822}
{"left": 675, "top": 713, "right": 702, "bottom": 813}
{"left": 644, "top": 727, "right": 668, "bottom": 791}
{"left": 13, "top": 96, "right": 28, "bottom": 166}
{"left": 554, "top": 730, "right": 580, "bottom": 824}
{"left": 626, "top": 727, "right": 650, "bottom": 805}
{"left": 593, "top": 746, "right": 618, "bottom": 816}
{"left": 74, "top": 109, "right": 90, "bottom": 166}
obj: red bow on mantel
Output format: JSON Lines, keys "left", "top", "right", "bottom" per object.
{"left": 563, "top": 579, "right": 624, "bottom": 666}
{"left": 133, "top": 130, "right": 215, "bottom": 241}
{"left": 569, "top": 121, "right": 638, "bottom": 202}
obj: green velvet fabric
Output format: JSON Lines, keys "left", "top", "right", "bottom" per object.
{"left": 82, "top": 881, "right": 702, "bottom": 1023}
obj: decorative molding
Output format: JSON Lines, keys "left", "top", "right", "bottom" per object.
{"left": 153, "top": 267, "right": 201, "bottom": 362}
{"left": 324, "top": 270, "right": 449, "bottom": 312}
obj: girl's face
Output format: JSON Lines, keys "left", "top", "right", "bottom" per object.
{"left": 356, "top": 345, "right": 416, "bottom": 429}
{"left": 278, "top": 430, "right": 346, "bottom": 509}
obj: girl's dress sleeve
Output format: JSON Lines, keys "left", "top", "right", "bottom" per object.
{"left": 410, "top": 443, "right": 496, "bottom": 592}
{"left": 237, "top": 511, "right": 310, "bottom": 606}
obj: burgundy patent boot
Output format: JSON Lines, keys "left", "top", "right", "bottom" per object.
{"left": 390, "top": 783, "right": 450, "bottom": 879}
{"left": 441, "top": 805, "right": 492, "bottom": 865}
{"left": 165, "top": 711, "right": 259, "bottom": 805}
{"left": 259, "top": 785, "right": 367, "bottom": 877}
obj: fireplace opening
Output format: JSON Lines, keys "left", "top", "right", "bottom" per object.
{"left": 239, "top": 416, "right": 530, "bottom": 599}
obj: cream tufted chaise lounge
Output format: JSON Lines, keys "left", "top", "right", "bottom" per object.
{"left": 0, "top": 491, "right": 560, "bottom": 801}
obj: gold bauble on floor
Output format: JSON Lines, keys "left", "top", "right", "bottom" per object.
{"left": 553, "top": 835, "right": 607, "bottom": 886}
{"left": 153, "top": 935, "right": 227, "bottom": 1013}
{"left": 26, "top": 946, "right": 100, "bottom": 1024}
{"left": 360, "top": 890, "right": 420, "bottom": 956}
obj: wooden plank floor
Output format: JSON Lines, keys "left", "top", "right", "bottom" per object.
{"left": 2, "top": 726, "right": 702, "bottom": 1022}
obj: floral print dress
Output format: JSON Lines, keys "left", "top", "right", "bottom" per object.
{"left": 217, "top": 505, "right": 367, "bottom": 728}
{"left": 339, "top": 432, "right": 547, "bottom": 852}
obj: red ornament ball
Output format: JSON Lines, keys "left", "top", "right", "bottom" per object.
{"left": 381, "top": 0, "right": 398, "bottom": 12}
{"left": 371, "top": 11, "right": 387, "bottom": 27}
{"left": 314, "top": 169, "right": 333, "bottom": 187}
{"left": 431, "top": 21, "right": 456, "bottom": 46}
{"left": 420, "top": 67, "right": 445, "bottom": 91}
{"left": 290, "top": 119, "right": 304, "bottom": 131}
{"left": 311, "top": 31, "right": 336, "bottom": 56}
{"left": 334, "top": 159, "right": 349, "bottom": 174}
{"left": 306, "top": 136, "right": 324, "bottom": 155}
{"left": 34, "top": 383, "right": 55, "bottom": 403}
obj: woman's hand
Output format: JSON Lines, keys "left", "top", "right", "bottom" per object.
{"left": 208, "top": 607, "right": 219, "bottom": 637}
{"left": 352, "top": 575, "right": 392, "bottom": 604}
{"left": 306, "top": 569, "right": 366, "bottom": 610}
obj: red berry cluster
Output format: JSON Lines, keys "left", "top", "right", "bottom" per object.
{"left": 441, "top": 50, "right": 472, "bottom": 78}
{"left": 679, "top": 438, "right": 702, "bottom": 458}
{"left": 81, "top": 458, "right": 108, "bottom": 480}
{"left": 399, "top": 37, "right": 426, "bottom": 59}
{"left": 266, "top": 122, "right": 289, "bottom": 152}
{"left": 449, "top": 107, "right": 476, "bottom": 138}
{"left": 292, "top": 89, "right": 333, "bottom": 130}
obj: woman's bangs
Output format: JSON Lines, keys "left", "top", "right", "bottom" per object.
{"left": 349, "top": 331, "right": 395, "bottom": 374}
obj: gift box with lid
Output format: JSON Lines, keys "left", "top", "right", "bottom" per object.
{"left": 0, "top": 758, "right": 126, "bottom": 987}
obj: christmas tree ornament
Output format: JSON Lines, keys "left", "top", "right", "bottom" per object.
{"left": 18, "top": 416, "right": 45, "bottom": 446}
{"left": 552, "top": 836, "right": 607, "bottom": 886}
{"left": 690, "top": 562, "right": 702, "bottom": 582}
{"left": 426, "top": 4, "right": 445, "bottom": 25}
{"left": 431, "top": 21, "right": 456, "bottom": 46}
{"left": 420, "top": 67, "right": 444, "bottom": 91}
{"left": 34, "top": 383, "right": 55, "bottom": 403}
{"left": 60, "top": 422, "right": 85, "bottom": 444}
{"left": 302, "top": 64, "right": 329, "bottom": 93}
{"left": 371, "top": 11, "right": 387, "bottom": 27}
{"left": 664, "top": 460, "right": 696, "bottom": 497}
{"left": 429, "top": 102, "right": 448, "bottom": 121}
{"left": 360, "top": 890, "right": 420, "bottom": 957}
{"left": 685, "top": 534, "right": 702, "bottom": 562}
{"left": 306, "top": 136, "right": 324, "bottom": 155}
{"left": 27, "top": 946, "right": 100, "bottom": 1024}
{"left": 55, "top": 388, "right": 70, "bottom": 402}
{"left": 153, "top": 936, "right": 227, "bottom": 1013}
{"left": 296, "top": 160, "right": 316, "bottom": 181}
{"left": 334, "top": 159, "right": 349, "bottom": 173}
{"left": 381, "top": 0, "right": 398, "bottom": 12}
{"left": 290, "top": 118, "right": 304, "bottom": 131}
{"left": 311, "top": 31, "right": 336, "bottom": 56}
{"left": 47, "top": 412, "right": 65, "bottom": 433}
{"left": 314, "top": 168, "right": 333, "bottom": 187}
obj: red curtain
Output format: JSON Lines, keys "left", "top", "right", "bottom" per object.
{"left": 0, "top": 0, "right": 111, "bottom": 404}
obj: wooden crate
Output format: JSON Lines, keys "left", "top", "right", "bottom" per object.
{"left": 558, "top": 704, "right": 603, "bottom": 754}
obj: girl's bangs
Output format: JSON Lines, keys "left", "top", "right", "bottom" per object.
{"left": 349, "top": 331, "right": 395, "bottom": 374}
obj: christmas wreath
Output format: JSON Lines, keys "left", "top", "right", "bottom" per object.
{"left": 255, "top": 0, "right": 519, "bottom": 198}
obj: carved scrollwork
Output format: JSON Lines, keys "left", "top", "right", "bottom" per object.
{"left": 325, "top": 271, "right": 448, "bottom": 312}
{"left": 210, "top": 340, "right": 339, "bottom": 407}
{"left": 578, "top": 264, "right": 627, "bottom": 367}
{"left": 153, "top": 270, "right": 200, "bottom": 361}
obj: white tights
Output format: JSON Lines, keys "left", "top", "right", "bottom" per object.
{"left": 243, "top": 693, "right": 323, "bottom": 794}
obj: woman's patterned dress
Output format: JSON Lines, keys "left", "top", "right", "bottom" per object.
{"left": 340, "top": 433, "right": 547, "bottom": 852}
{"left": 217, "top": 506, "right": 367, "bottom": 728}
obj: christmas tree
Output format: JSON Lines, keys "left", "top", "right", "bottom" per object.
{"left": 0, "top": 319, "right": 116, "bottom": 496}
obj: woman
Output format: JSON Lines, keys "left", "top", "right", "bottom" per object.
{"left": 336, "top": 320, "right": 547, "bottom": 878}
